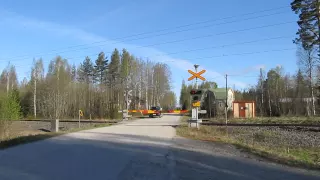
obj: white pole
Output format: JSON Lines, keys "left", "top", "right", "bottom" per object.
{"left": 194, "top": 64, "right": 200, "bottom": 129}
{"left": 225, "top": 74, "right": 228, "bottom": 125}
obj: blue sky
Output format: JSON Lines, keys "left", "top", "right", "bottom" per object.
{"left": 0, "top": 0, "right": 298, "bottom": 98}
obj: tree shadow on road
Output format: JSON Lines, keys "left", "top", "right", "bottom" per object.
{"left": 0, "top": 132, "right": 319, "bottom": 180}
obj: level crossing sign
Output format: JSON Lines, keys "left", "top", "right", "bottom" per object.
{"left": 188, "top": 69, "right": 206, "bottom": 81}
{"left": 192, "top": 101, "right": 201, "bottom": 107}
{"left": 79, "top": 110, "right": 84, "bottom": 117}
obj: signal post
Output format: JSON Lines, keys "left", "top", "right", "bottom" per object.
{"left": 187, "top": 64, "right": 206, "bottom": 129}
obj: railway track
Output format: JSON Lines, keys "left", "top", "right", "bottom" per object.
{"left": 200, "top": 122, "right": 320, "bottom": 127}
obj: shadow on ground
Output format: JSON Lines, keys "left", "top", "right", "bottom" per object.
{"left": 0, "top": 131, "right": 319, "bottom": 180}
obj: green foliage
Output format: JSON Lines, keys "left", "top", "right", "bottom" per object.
{"left": 94, "top": 52, "right": 108, "bottom": 84}
{"left": 161, "top": 91, "right": 177, "bottom": 110}
{"left": 199, "top": 81, "right": 217, "bottom": 89}
{"left": 108, "top": 49, "right": 120, "bottom": 86}
{"left": 19, "top": 88, "right": 32, "bottom": 118}
{"left": 291, "top": 0, "right": 320, "bottom": 51}
{"left": 120, "top": 49, "right": 131, "bottom": 80}
{"left": 0, "top": 90, "right": 21, "bottom": 120}
{"left": 78, "top": 56, "right": 94, "bottom": 83}
{"left": 0, "top": 48, "right": 175, "bottom": 120}
{"left": 179, "top": 80, "right": 188, "bottom": 110}
{"left": 108, "top": 107, "right": 121, "bottom": 119}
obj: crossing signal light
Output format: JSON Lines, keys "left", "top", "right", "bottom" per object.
{"left": 192, "top": 96, "right": 199, "bottom": 101}
{"left": 190, "top": 90, "right": 202, "bottom": 95}
{"left": 190, "top": 89, "right": 203, "bottom": 105}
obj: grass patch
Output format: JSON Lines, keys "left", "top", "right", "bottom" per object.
{"left": 0, "top": 133, "right": 60, "bottom": 149}
{"left": 179, "top": 116, "right": 190, "bottom": 123}
{"left": 176, "top": 124, "right": 320, "bottom": 170}
{"left": 0, "top": 123, "right": 112, "bottom": 150}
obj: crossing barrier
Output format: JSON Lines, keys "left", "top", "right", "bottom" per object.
{"left": 128, "top": 110, "right": 189, "bottom": 115}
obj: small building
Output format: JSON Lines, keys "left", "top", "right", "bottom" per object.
{"left": 233, "top": 101, "right": 255, "bottom": 118}
{"left": 212, "top": 88, "right": 235, "bottom": 111}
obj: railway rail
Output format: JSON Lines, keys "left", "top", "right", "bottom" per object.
{"left": 200, "top": 122, "right": 320, "bottom": 127}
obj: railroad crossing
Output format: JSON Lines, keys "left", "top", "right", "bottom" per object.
{"left": 188, "top": 64, "right": 207, "bottom": 129}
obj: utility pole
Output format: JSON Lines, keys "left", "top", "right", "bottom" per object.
{"left": 225, "top": 74, "right": 228, "bottom": 125}
{"left": 6, "top": 62, "right": 10, "bottom": 95}
{"left": 266, "top": 78, "right": 272, "bottom": 117}
{"left": 260, "top": 68, "right": 264, "bottom": 117}
{"left": 33, "top": 70, "right": 37, "bottom": 119}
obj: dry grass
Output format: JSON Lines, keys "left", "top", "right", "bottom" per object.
{"left": 177, "top": 116, "right": 320, "bottom": 169}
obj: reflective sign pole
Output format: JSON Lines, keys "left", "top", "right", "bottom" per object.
{"left": 188, "top": 66, "right": 206, "bottom": 129}
{"left": 78, "top": 110, "right": 81, "bottom": 128}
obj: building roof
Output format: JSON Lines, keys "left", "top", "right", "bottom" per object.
{"left": 211, "top": 88, "right": 233, "bottom": 100}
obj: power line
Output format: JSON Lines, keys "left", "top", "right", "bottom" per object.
{"left": 3, "top": 9, "right": 291, "bottom": 61}
{"left": 162, "top": 36, "right": 292, "bottom": 56}
{"left": 187, "top": 48, "right": 295, "bottom": 60}
{"left": 112, "top": 11, "right": 288, "bottom": 44}
{"left": 4, "top": 35, "right": 292, "bottom": 64}
{"left": 116, "top": 21, "right": 295, "bottom": 50}
{"left": 110, "top": 6, "right": 289, "bottom": 42}
{"left": 7, "top": 6, "right": 289, "bottom": 61}
{"left": 206, "top": 75, "right": 313, "bottom": 87}
{"left": 12, "top": 47, "right": 296, "bottom": 69}
{"left": 228, "top": 75, "right": 261, "bottom": 77}
{"left": 4, "top": 21, "right": 294, "bottom": 63}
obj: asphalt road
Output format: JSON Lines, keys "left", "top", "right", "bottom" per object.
{"left": 0, "top": 115, "right": 319, "bottom": 180}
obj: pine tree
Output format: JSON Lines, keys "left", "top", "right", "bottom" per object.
{"left": 108, "top": 49, "right": 120, "bottom": 86}
{"left": 179, "top": 80, "right": 188, "bottom": 110}
{"left": 291, "top": 0, "right": 320, "bottom": 53}
{"left": 120, "top": 49, "right": 130, "bottom": 81}
{"left": 108, "top": 49, "right": 121, "bottom": 115}
{"left": 0, "top": 90, "right": 21, "bottom": 120}
{"left": 94, "top": 52, "right": 109, "bottom": 85}
{"left": 78, "top": 56, "right": 94, "bottom": 84}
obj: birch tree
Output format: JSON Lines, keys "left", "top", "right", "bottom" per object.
{"left": 297, "top": 46, "right": 317, "bottom": 115}
{"left": 31, "top": 59, "right": 44, "bottom": 119}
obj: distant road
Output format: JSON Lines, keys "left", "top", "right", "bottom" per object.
{"left": 0, "top": 115, "right": 319, "bottom": 179}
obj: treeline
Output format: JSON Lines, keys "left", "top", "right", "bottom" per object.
{"left": 0, "top": 48, "right": 176, "bottom": 120}
{"left": 178, "top": 0, "right": 320, "bottom": 117}
{"left": 237, "top": 0, "right": 320, "bottom": 117}
{"left": 236, "top": 62, "right": 319, "bottom": 117}
{"left": 179, "top": 51, "right": 320, "bottom": 117}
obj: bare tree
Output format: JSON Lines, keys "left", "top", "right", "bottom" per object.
{"left": 297, "top": 46, "right": 318, "bottom": 116}
{"left": 31, "top": 59, "right": 44, "bottom": 119}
